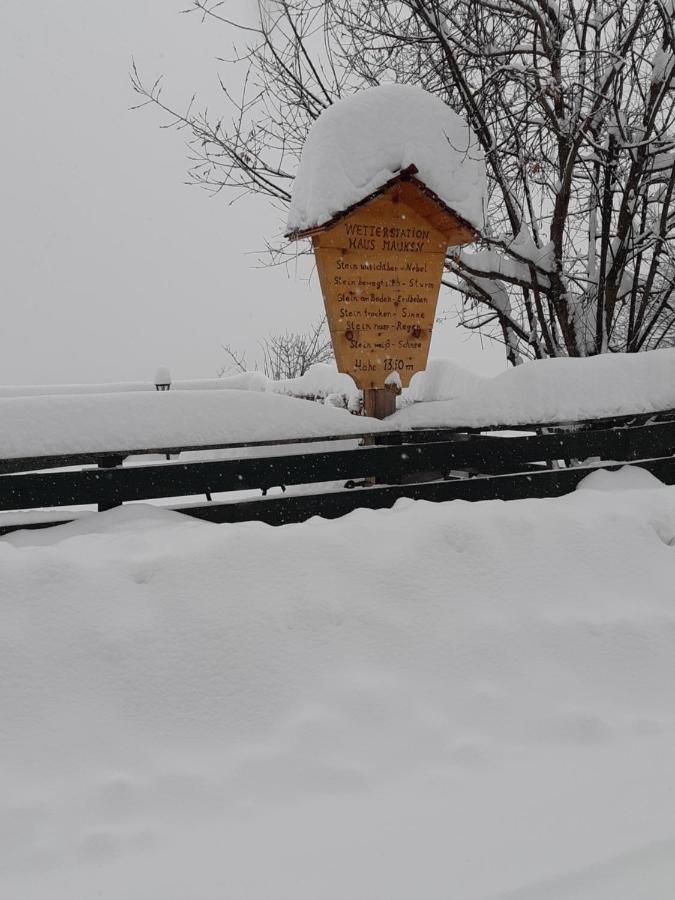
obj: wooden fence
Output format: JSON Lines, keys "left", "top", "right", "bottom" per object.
{"left": 1, "top": 407, "right": 675, "bottom": 535}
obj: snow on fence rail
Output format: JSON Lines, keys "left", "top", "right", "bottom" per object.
{"left": 0, "top": 364, "right": 355, "bottom": 401}
{"left": 401, "top": 347, "right": 675, "bottom": 428}
{"left": 3, "top": 349, "right": 675, "bottom": 535}
{"left": 4, "top": 347, "right": 675, "bottom": 463}
{"left": 0, "top": 389, "right": 377, "bottom": 465}
{"left": 4, "top": 347, "right": 675, "bottom": 462}
{"left": 2, "top": 404, "right": 675, "bottom": 536}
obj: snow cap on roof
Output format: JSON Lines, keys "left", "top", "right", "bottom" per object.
{"left": 286, "top": 84, "right": 486, "bottom": 236}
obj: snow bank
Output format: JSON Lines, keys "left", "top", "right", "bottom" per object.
{"left": 0, "top": 389, "right": 379, "bottom": 459}
{"left": 407, "top": 357, "right": 486, "bottom": 402}
{"left": 400, "top": 347, "right": 675, "bottom": 427}
{"left": 4, "top": 350, "right": 675, "bottom": 462}
{"left": 576, "top": 465, "right": 666, "bottom": 492}
{"left": 206, "top": 371, "right": 269, "bottom": 392}
{"left": 0, "top": 367, "right": 347, "bottom": 401}
{"left": 0, "top": 380, "right": 155, "bottom": 398}
{"left": 2, "top": 480, "right": 675, "bottom": 898}
{"left": 287, "top": 84, "right": 486, "bottom": 233}
{"left": 273, "top": 362, "right": 356, "bottom": 399}
{"left": 0, "top": 373, "right": 269, "bottom": 398}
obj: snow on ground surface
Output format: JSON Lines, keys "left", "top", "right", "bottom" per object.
{"left": 0, "top": 380, "right": 159, "bottom": 398}
{"left": 286, "top": 84, "right": 486, "bottom": 234}
{"left": 0, "top": 375, "right": 269, "bottom": 398}
{"left": 399, "top": 347, "right": 675, "bottom": 427}
{"left": 275, "top": 363, "right": 357, "bottom": 399}
{"left": 3, "top": 349, "right": 675, "bottom": 462}
{"left": 1, "top": 472, "right": 675, "bottom": 899}
{"left": 0, "top": 389, "right": 377, "bottom": 460}
{"left": 0, "top": 365, "right": 346, "bottom": 399}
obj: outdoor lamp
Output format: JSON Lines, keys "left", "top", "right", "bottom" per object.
{"left": 154, "top": 367, "right": 171, "bottom": 391}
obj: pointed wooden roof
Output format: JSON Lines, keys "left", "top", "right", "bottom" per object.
{"left": 286, "top": 165, "right": 480, "bottom": 245}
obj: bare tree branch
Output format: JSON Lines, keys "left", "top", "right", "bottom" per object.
{"left": 133, "top": 0, "right": 675, "bottom": 362}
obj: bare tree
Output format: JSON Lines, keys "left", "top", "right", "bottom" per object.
{"left": 219, "top": 315, "right": 333, "bottom": 380}
{"left": 133, "top": 0, "right": 675, "bottom": 362}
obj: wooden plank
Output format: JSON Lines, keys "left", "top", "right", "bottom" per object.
{"left": 396, "top": 180, "right": 477, "bottom": 243}
{"left": 2, "top": 407, "right": 674, "bottom": 474}
{"left": 171, "top": 456, "right": 675, "bottom": 526}
{"left": 0, "top": 516, "right": 79, "bottom": 537}
{"left": 313, "top": 190, "right": 450, "bottom": 390}
{"left": 363, "top": 388, "right": 397, "bottom": 420}
{"left": 312, "top": 191, "right": 450, "bottom": 251}
{"left": 96, "top": 455, "right": 125, "bottom": 512}
{"left": 1, "top": 420, "right": 674, "bottom": 512}
{"left": 3, "top": 453, "right": 675, "bottom": 537}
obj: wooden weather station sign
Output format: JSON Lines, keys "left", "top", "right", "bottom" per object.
{"left": 287, "top": 165, "right": 478, "bottom": 417}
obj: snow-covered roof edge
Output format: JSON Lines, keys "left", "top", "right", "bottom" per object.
{"left": 285, "top": 164, "right": 481, "bottom": 241}
{"left": 286, "top": 85, "right": 486, "bottom": 235}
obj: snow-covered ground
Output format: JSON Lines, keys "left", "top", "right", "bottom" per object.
{"left": 398, "top": 348, "right": 675, "bottom": 427}
{"left": 3, "top": 349, "right": 675, "bottom": 463}
{"left": 2, "top": 468, "right": 675, "bottom": 899}
{"left": 0, "top": 365, "right": 353, "bottom": 401}
{"left": 0, "top": 389, "right": 370, "bottom": 460}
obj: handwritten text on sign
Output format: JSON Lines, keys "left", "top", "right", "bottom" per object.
{"left": 312, "top": 191, "right": 449, "bottom": 390}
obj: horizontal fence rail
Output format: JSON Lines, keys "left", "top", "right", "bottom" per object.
{"left": 173, "top": 456, "right": 675, "bottom": 527}
{"left": 1, "top": 406, "right": 674, "bottom": 475}
{"left": 1, "top": 409, "right": 675, "bottom": 535}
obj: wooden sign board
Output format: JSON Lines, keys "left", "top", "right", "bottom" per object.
{"left": 311, "top": 182, "right": 474, "bottom": 390}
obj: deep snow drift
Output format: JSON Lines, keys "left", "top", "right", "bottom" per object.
{"left": 0, "top": 388, "right": 370, "bottom": 460}
{"left": 1, "top": 472, "right": 675, "bottom": 899}
{"left": 4, "top": 349, "right": 675, "bottom": 462}
{"left": 397, "top": 347, "right": 675, "bottom": 427}
{"left": 0, "top": 364, "right": 354, "bottom": 401}
{"left": 286, "top": 84, "right": 486, "bottom": 234}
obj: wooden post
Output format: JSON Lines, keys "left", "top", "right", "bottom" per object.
{"left": 363, "top": 388, "right": 396, "bottom": 420}
{"left": 95, "top": 455, "right": 125, "bottom": 511}
{"left": 361, "top": 388, "right": 396, "bottom": 484}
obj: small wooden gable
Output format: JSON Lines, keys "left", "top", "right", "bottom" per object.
{"left": 286, "top": 165, "right": 479, "bottom": 247}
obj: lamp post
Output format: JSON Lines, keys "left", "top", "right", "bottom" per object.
{"left": 154, "top": 367, "right": 171, "bottom": 391}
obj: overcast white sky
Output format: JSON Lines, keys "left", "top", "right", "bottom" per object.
{"left": 1, "top": 0, "right": 505, "bottom": 386}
